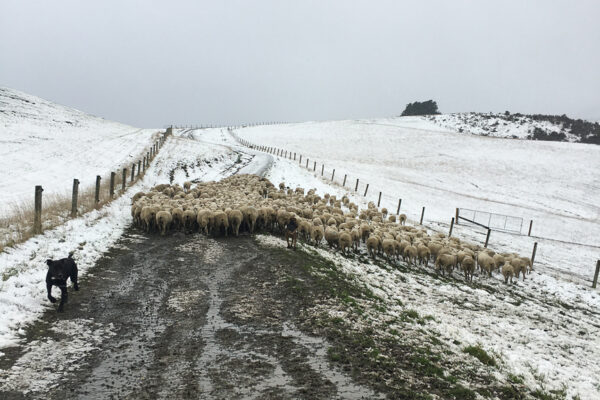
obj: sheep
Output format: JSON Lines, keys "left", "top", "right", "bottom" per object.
{"left": 417, "top": 244, "right": 431, "bottom": 267}
{"left": 324, "top": 227, "right": 340, "bottom": 249}
{"left": 477, "top": 253, "right": 496, "bottom": 277}
{"left": 511, "top": 257, "right": 527, "bottom": 281}
{"left": 502, "top": 262, "right": 514, "bottom": 284}
{"left": 196, "top": 209, "right": 213, "bottom": 235}
{"left": 182, "top": 209, "right": 197, "bottom": 232}
{"left": 339, "top": 232, "right": 352, "bottom": 255}
{"left": 132, "top": 191, "right": 146, "bottom": 204}
{"left": 366, "top": 236, "right": 379, "bottom": 259}
{"left": 242, "top": 206, "right": 259, "bottom": 233}
{"left": 213, "top": 211, "right": 229, "bottom": 236}
{"left": 427, "top": 242, "right": 443, "bottom": 262}
{"left": 276, "top": 209, "right": 290, "bottom": 232}
{"left": 298, "top": 220, "right": 312, "bottom": 241}
{"left": 350, "top": 228, "right": 361, "bottom": 252}
{"left": 171, "top": 207, "right": 184, "bottom": 230}
{"left": 403, "top": 245, "right": 418, "bottom": 265}
{"left": 521, "top": 257, "right": 533, "bottom": 274}
{"left": 132, "top": 176, "right": 526, "bottom": 288}
{"left": 382, "top": 239, "right": 396, "bottom": 262}
{"left": 140, "top": 206, "right": 158, "bottom": 232}
{"left": 462, "top": 256, "right": 475, "bottom": 281}
{"left": 156, "top": 210, "right": 172, "bottom": 236}
{"left": 435, "top": 253, "right": 457, "bottom": 276}
{"left": 399, "top": 214, "right": 407, "bottom": 225}
{"left": 311, "top": 225, "right": 324, "bottom": 246}
{"left": 183, "top": 181, "right": 192, "bottom": 192}
{"left": 360, "top": 223, "right": 371, "bottom": 243}
{"left": 228, "top": 209, "right": 243, "bottom": 236}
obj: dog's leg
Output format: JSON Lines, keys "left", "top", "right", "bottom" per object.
{"left": 57, "top": 285, "right": 68, "bottom": 312}
{"left": 47, "top": 281, "right": 56, "bottom": 303}
{"left": 71, "top": 267, "right": 79, "bottom": 291}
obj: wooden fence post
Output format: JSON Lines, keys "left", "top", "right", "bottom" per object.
{"left": 306, "top": 158, "right": 309, "bottom": 168}
{"left": 484, "top": 228, "right": 491, "bottom": 248}
{"left": 331, "top": 169, "right": 335, "bottom": 181}
{"left": 420, "top": 206, "right": 425, "bottom": 225}
{"left": 397, "top": 199, "right": 402, "bottom": 214}
{"left": 528, "top": 220, "right": 533, "bottom": 236}
{"left": 299, "top": 155, "right": 302, "bottom": 164}
{"left": 363, "top": 184, "right": 369, "bottom": 196}
{"left": 455, "top": 208, "right": 459, "bottom": 225}
{"left": 137, "top": 160, "right": 141, "bottom": 176}
{"left": 131, "top": 163, "right": 135, "bottom": 181}
{"left": 294, "top": 152, "right": 296, "bottom": 160}
{"left": 146, "top": 152, "right": 150, "bottom": 166}
{"left": 449, "top": 217, "right": 455, "bottom": 237}
{"left": 355, "top": 178, "right": 359, "bottom": 192}
{"left": 531, "top": 242, "right": 538, "bottom": 268}
{"left": 95, "top": 175, "right": 101, "bottom": 206}
{"left": 321, "top": 164, "right": 324, "bottom": 176}
{"left": 71, "top": 179, "right": 79, "bottom": 218}
{"left": 34, "top": 185, "right": 43, "bottom": 234}
{"left": 593, "top": 260, "right": 600, "bottom": 289}
{"left": 109, "top": 172, "right": 116, "bottom": 198}
{"left": 377, "top": 191, "right": 382, "bottom": 207}
{"left": 122, "top": 168, "right": 127, "bottom": 191}
{"left": 342, "top": 174, "right": 347, "bottom": 187}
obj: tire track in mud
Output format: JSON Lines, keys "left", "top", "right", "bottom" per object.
{"left": 0, "top": 231, "right": 378, "bottom": 399}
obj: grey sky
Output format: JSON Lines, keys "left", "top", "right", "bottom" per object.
{"left": 1, "top": 0, "right": 599, "bottom": 127}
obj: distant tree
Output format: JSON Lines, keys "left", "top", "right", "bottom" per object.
{"left": 401, "top": 100, "right": 440, "bottom": 116}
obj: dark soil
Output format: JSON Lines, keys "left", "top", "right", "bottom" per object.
{"left": 0, "top": 229, "right": 377, "bottom": 399}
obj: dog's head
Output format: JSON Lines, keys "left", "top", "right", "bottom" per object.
{"left": 46, "top": 259, "right": 67, "bottom": 281}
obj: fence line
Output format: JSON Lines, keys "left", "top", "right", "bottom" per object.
{"left": 228, "top": 129, "right": 599, "bottom": 256}
{"left": 27, "top": 129, "right": 171, "bottom": 239}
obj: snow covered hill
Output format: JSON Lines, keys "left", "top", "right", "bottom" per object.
{"left": 0, "top": 87, "right": 159, "bottom": 212}
{"left": 426, "top": 112, "right": 600, "bottom": 144}
{"left": 234, "top": 118, "right": 600, "bottom": 284}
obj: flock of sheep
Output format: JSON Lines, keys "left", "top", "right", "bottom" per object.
{"left": 131, "top": 174, "right": 532, "bottom": 284}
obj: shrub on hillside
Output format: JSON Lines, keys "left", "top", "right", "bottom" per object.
{"left": 401, "top": 100, "right": 440, "bottom": 116}
{"left": 529, "top": 127, "right": 567, "bottom": 142}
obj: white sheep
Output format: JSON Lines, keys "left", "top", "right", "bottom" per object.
{"left": 156, "top": 210, "right": 172, "bottom": 236}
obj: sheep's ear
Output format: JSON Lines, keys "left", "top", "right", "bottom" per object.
{"left": 46, "top": 259, "right": 53, "bottom": 267}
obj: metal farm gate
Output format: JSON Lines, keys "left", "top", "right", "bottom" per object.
{"left": 456, "top": 208, "right": 523, "bottom": 234}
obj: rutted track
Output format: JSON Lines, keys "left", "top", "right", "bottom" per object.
{"left": 0, "top": 231, "right": 377, "bottom": 399}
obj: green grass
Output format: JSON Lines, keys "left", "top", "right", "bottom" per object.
{"left": 508, "top": 373, "right": 525, "bottom": 385}
{"left": 463, "top": 345, "right": 497, "bottom": 367}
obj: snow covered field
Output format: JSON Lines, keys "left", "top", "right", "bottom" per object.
{"left": 0, "top": 87, "right": 159, "bottom": 212}
{"left": 1, "top": 94, "right": 599, "bottom": 398}
{"left": 234, "top": 119, "right": 600, "bottom": 284}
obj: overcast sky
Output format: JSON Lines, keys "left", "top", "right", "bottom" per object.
{"left": 1, "top": 0, "right": 599, "bottom": 127}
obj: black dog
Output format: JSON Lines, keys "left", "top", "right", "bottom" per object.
{"left": 46, "top": 253, "right": 79, "bottom": 312}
